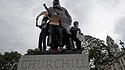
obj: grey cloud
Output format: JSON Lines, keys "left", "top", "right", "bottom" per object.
{"left": 64, "top": 0, "right": 124, "bottom": 34}
{"left": 0, "top": 0, "right": 41, "bottom": 54}
{"left": 63, "top": 0, "right": 96, "bottom": 34}
{"left": 114, "top": 17, "right": 125, "bottom": 42}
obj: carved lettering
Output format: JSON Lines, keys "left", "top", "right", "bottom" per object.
{"left": 18, "top": 55, "right": 89, "bottom": 70}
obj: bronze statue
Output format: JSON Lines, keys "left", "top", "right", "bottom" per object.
{"left": 36, "top": 0, "right": 84, "bottom": 52}
{"left": 43, "top": 0, "right": 73, "bottom": 50}
{"left": 48, "top": 0, "right": 73, "bottom": 50}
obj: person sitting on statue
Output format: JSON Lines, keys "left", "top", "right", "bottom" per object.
{"left": 36, "top": 11, "right": 49, "bottom": 51}
{"left": 70, "top": 21, "right": 82, "bottom": 50}
{"left": 48, "top": 0, "right": 73, "bottom": 50}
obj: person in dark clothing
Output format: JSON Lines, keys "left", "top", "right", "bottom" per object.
{"left": 48, "top": 0, "right": 73, "bottom": 50}
{"left": 70, "top": 21, "right": 81, "bottom": 50}
{"left": 47, "top": 10, "right": 62, "bottom": 50}
{"left": 49, "top": 25, "right": 63, "bottom": 50}
{"left": 36, "top": 11, "right": 49, "bottom": 51}
{"left": 43, "top": 1, "right": 63, "bottom": 50}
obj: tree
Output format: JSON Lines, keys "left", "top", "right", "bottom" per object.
{"left": 0, "top": 51, "right": 21, "bottom": 70}
{"left": 83, "top": 35, "right": 110, "bottom": 70}
{"left": 0, "top": 53, "right": 5, "bottom": 69}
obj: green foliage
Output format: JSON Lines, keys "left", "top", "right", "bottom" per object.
{"left": 26, "top": 48, "right": 39, "bottom": 55}
{"left": 84, "top": 35, "right": 110, "bottom": 70}
{"left": 0, "top": 51, "right": 21, "bottom": 70}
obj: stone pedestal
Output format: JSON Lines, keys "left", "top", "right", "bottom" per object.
{"left": 18, "top": 54, "right": 90, "bottom": 70}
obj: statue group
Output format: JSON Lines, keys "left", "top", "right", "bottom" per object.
{"left": 36, "top": 0, "right": 84, "bottom": 52}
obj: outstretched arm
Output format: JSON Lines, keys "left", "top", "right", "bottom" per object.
{"left": 36, "top": 12, "right": 43, "bottom": 27}
{"left": 36, "top": 11, "right": 48, "bottom": 27}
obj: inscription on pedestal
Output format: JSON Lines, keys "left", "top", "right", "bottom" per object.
{"left": 18, "top": 54, "right": 90, "bottom": 70}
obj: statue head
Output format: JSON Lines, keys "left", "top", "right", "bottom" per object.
{"left": 53, "top": 0, "right": 61, "bottom": 9}
{"left": 53, "top": 0, "right": 60, "bottom": 5}
{"left": 73, "top": 21, "right": 79, "bottom": 27}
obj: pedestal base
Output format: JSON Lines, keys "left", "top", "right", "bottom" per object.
{"left": 18, "top": 54, "right": 90, "bottom": 70}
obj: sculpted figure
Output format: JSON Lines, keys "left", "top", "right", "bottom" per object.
{"left": 49, "top": 0, "right": 73, "bottom": 50}
{"left": 44, "top": 0, "right": 73, "bottom": 50}
{"left": 36, "top": 0, "right": 73, "bottom": 51}
{"left": 49, "top": 0, "right": 72, "bottom": 34}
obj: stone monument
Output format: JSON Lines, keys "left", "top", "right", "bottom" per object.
{"left": 18, "top": 54, "right": 89, "bottom": 70}
{"left": 18, "top": 0, "right": 90, "bottom": 70}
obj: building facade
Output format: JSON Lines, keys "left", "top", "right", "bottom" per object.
{"left": 104, "top": 51, "right": 125, "bottom": 70}
{"left": 104, "top": 36, "right": 125, "bottom": 70}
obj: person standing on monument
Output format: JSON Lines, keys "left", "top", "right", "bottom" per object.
{"left": 48, "top": 0, "right": 73, "bottom": 50}
{"left": 70, "top": 21, "right": 82, "bottom": 50}
{"left": 42, "top": 2, "right": 62, "bottom": 50}
{"left": 36, "top": 11, "right": 49, "bottom": 51}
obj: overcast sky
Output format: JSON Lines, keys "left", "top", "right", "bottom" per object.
{"left": 0, "top": 0, "right": 125, "bottom": 54}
